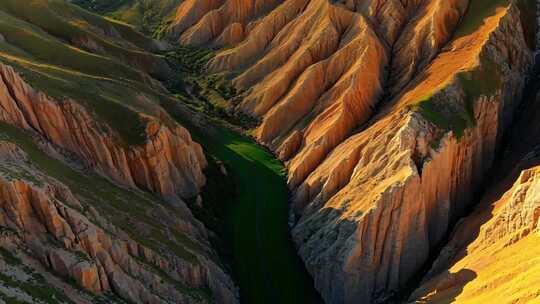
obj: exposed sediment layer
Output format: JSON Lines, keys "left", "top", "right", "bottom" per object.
{"left": 178, "top": 0, "right": 536, "bottom": 302}
{"left": 0, "top": 141, "right": 237, "bottom": 303}
{"left": 289, "top": 3, "right": 533, "bottom": 302}
{"left": 0, "top": 63, "right": 206, "bottom": 203}
{"left": 410, "top": 159, "right": 540, "bottom": 303}
{"left": 170, "top": 0, "right": 282, "bottom": 47}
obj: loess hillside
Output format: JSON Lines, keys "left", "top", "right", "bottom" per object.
{"left": 1, "top": 0, "right": 539, "bottom": 303}
{"left": 0, "top": 1, "right": 238, "bottom": 303}
{"left": 129, "top": 0, "right": 539, "bottom": 303}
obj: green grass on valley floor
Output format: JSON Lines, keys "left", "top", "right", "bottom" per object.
{"left": 198, "top": 130, "right": 322, "bottom": 304}
{"left": 163, "top": 92, "right": 323, "bottom": 303}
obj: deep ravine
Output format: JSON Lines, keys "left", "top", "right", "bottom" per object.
{"left": 185, "top": 121, "right": 324, "bottom": 304}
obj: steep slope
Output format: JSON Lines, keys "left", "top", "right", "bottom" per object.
{"left": 0, "top": 1, "right": 238, "bottom": 303}
{"left": 0, "top": 132, "right": 232, "bottom": 303}
{"left": 409, "top": 53, "right": 540, "bottom": 304}
{"left": 290, "top": 4, "right": 533, "bottom": 302}
{"left": 168, "top": 0, "right": 537, "bottom": 303}
{"left": 410, "top": 159, "right": 540, "bottom": 303}
{"left": 0, "top": 0, "right": 206, "bottom": 203}
{"left": 171, "top": 0, "right": 473, "bottom": 191}
{"left": 71, "top": 0, "right": 183, "bottom": 36}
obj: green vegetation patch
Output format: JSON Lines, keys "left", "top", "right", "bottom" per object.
{"left": 0, "top": 12, "right": 139, "bottom": 82}
{"left": 0, "top": 264, "right": 74, "bottom": 304}
{"left": 0, "top": 0, "right": 167, "bottom": 76}
{"left": 0, "top": 0, "right": 181, "bottom": 146}
{"left": 73, "top": 0, "right": 181, "bottom": 37}
{"left": 414, "top": 55, "right": 502, "bottom": 141}
{"left": 188, "top": 124, "right": 321, "bottom": 304}
{"left": 163, "top": 47, "right": 258, "bottom": 129}
{"left": 453, "top": 0, "right": 510, "bottom": 39}
{"left": 0, "top": 122, "right": 202, "bottom": 264}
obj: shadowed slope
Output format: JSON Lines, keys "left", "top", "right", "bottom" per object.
{"left": 170, "top": 0, "right": 537, "bottom": 302}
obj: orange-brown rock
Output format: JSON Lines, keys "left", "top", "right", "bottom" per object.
{"left": 170, "top": 0, "right": 281, "bottom": 46}
{"left": 288, "top": 2, "right": 534, "bottom": 303}
{"left": 387, "top": 0, "right": 469, "bottom": 94}
{"left": 0, "top": 141, "right": 237, "bottom": 303}
{"left": 410, "top": 161, "right": 540, "bottom": 303}
{"left": 178, "top": 0, "right": 536, "bottom": 302}
{"left": 0, "top": 63, "right": 207, "bottom": 203}
{"left": 188, "top": 0, "right": 472, "bottom": 194}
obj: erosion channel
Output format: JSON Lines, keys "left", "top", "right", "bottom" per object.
{"left": 166, "top": 48, "right": 324, "bottom": 304}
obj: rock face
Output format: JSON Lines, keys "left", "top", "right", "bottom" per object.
{"left": 174, "top": 0, "right": 473, "bottom": 194}
{"left": 169, "top": 0, "right": 282, "bottom": 46}
{"left": 289, "top": 3, "right": 533, "bottom": 302}
{"left": 410, "top": 160, "right": 540, "bottom": 303}
{"left": 177, "top": 0, "right": 536, "bottom": 302}
{"left": 0, "top": 2, "right": 239, "bottom": 303}
{"left": 4, "top": 0, "right": 538, "bottom": 303}
{"left": 0, "top": 140, "right": 237, "bottom": 304}
{"left": 0, "top": 63, "right": 206, "bottom": 204}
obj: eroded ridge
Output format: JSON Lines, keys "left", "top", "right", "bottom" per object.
{"left": 176, "top": 0, "right": 536, "bottom": 302}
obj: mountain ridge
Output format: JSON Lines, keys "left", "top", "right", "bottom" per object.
{"left": 0, "top": 0, "right": 538, "bottom": 303}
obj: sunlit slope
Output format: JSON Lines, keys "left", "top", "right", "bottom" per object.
{"left": 0, "top": 1, "right": 240, "bottom": 303}
{"left": 0, "top": 0, "right": 210, "bottom": 202}
{"left": 289, "top": 2, "right": 534, "bottom": 302}
{"left": 410, "top": 159, "right": 540, "bottom": 304}
{"left": 72, "top": 0, "right": 183, "bottom": 36}
{"left": 163, "top": 0, "right": 537, "bottom": 303}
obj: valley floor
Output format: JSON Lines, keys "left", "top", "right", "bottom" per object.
{"left": 187, "top": 123, "right": 324, "bottom": 304}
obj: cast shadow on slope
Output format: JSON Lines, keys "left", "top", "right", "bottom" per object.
{"left": 161, "top": 97, "right": 324, "bottom": 304}
{"left": 406, "top": 72, "right": 540, "bottom": 304}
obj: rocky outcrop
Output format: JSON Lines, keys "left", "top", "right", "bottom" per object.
{"left": 0, "top": 63, "right": 207, "bottom": 204}
{"left": 287, "top": 2, "right": 534, "bottom": 303}
{"left": 169, "top": 0, "right": 282, "bottom": 46}
{"left": 0, "top": 141, "right": 237, "bottom": 303}
{"left": 182, "top": 0, "right": 471, "bottom": 193}
{"left": 410, "top": 160, "right": 540, "bottom": 303}
{"left": 175, "top": 0, "right": 536, "bottom": 302}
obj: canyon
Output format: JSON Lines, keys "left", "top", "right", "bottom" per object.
{"left": 0, "top": 1, "right": 236, "bottom": 303}
{"left": 0, "top": 0, "right": 539, "bottom": 303}
{"left": 164, "top": 0, "right": 539, "bottom": 303}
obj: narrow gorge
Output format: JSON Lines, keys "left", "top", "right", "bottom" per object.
{"left": 0, "top": 0, "right": 538, "bottom": 303}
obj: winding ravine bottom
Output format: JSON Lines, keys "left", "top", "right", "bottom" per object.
{"left": 188, "top": 123, "right": 324, "bottom": 304}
